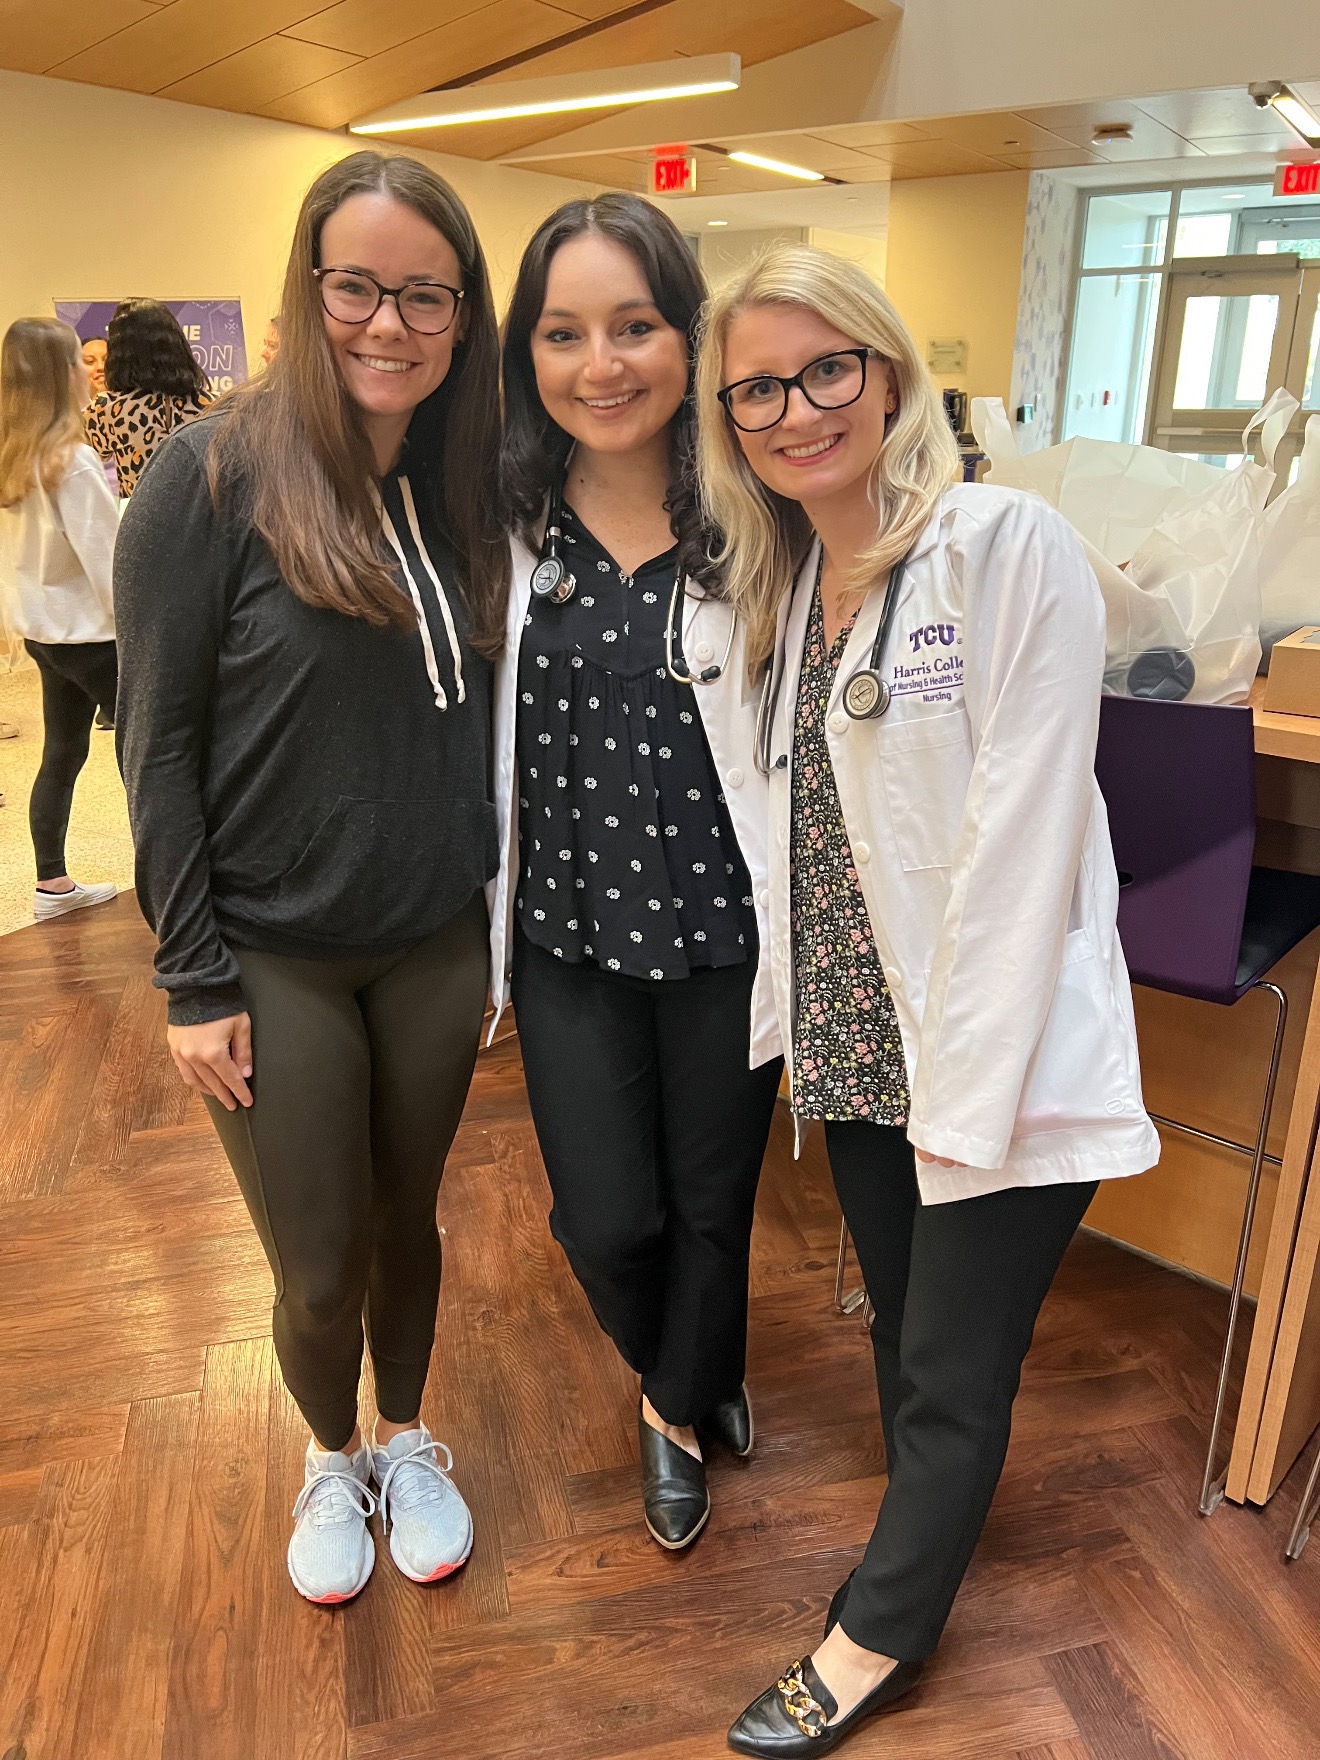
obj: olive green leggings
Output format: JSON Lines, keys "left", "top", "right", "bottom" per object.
{"left": 206, "top": 892, "right": 489, "bottom": 1450}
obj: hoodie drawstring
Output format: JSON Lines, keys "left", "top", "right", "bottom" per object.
{"left": 399, "top": 475, "right": 465, "bottom": 706}
{"left": 373, "top": 478, "right": 457, "bottom": 712}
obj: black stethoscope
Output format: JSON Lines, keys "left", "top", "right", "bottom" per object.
{"left": 755, "top": 547, "right": 909, "bottom": 774}
{"left": 530, "top": 480, "right": 735, "bottom": 687}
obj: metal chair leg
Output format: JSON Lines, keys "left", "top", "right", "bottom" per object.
{"left": 833, "top": 1218, "right": 868, "bottom": 1317}
{"left": 1285, "top": 1430, "right": 1320, "bottom": 1560}
{"left": 1200, "top": 980, "right": 1289, "bottom": 1516}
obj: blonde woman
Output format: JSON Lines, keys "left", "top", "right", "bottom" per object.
{"left": 0, "top": 318, "right": 119, "bottom": 917}
{"left": 695, "top": 247, "right": 1158, "bottom": 1754}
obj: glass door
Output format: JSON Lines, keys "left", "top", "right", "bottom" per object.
{"left": 1147, "top": 255, "right": 1317, "bottom": 482}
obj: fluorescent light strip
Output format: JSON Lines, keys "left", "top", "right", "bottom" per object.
{"left": 354, "top": 79, "right": 736, "bottom": 133}
{"left": 727, "top": 150, "right": 824, "bottom": 183}
{"left": 1271, "top": 90, "right": 1320, "bottom": 145}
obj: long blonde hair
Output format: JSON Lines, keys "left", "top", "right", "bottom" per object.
{"left": 695, "top": 245, "right": 959, "bottom": 664}
{"left": 0, "top": 318, "right": 85, "bottom": 509}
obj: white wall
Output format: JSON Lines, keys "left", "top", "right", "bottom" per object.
{"left": 0, "top": 69, "right": 600, "bottom": 349}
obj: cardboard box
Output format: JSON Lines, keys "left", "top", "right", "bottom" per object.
{"left": 1264, "top": 628, "right": 1320, "bottom": 718}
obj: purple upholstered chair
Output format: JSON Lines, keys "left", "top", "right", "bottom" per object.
{"left": 1094, "top": 694, "right": 1320, "bottom": 1519}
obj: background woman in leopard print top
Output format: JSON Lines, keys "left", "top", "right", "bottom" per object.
{"left": 84, "top": 298, "right": 210, "bottom": 496}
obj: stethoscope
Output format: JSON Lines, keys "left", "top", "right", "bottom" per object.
{"left": 530, "top": 479, "right": 735, "bottom": 687}
{"left": 755, "top": 547, "right": 909, "bottom": 775}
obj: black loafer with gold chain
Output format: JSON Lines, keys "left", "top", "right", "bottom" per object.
{"left": 726, "top": 1654, "right": 922, "bottom": 1756}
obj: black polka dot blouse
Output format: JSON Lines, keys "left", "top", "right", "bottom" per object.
{"left": 515, "top": 505, "right": 756, "bottom": 981}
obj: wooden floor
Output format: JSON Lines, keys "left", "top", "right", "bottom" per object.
{"left": 3, "top": 897, "right": 1320, "bottom": 1759}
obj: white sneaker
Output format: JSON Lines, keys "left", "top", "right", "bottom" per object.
{"left": 287, "top": 1441, "right": 376, "bottom": 1605}
{"left": 371, "top": 1424, "right": 473, "bottom": 1584}
{"left": 33, "top": 881, "right": 117, "bottom": 920}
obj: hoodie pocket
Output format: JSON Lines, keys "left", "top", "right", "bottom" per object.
{"left": 275, "top": 796, "right": 494, "bottom": 942}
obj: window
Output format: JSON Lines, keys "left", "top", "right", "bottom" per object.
{"left": 1062, "top": 180, "right": 1319, "bottom": 444}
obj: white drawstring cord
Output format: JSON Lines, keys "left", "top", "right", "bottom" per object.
{"left": 399, "top": 475, "right": 465, "bottom": 706}
{"left": 374, "top": 486, "right": 448, "bottom": 710}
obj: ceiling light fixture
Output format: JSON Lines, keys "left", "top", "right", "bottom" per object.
{"left": 1249, "top": 81, "right": 1320, "bottom": 146}
{"left": 707, "top": 219, "right": 729, "bottom": 227}
{"left": 349, "top": 53, "right": 740, "bottom": 134}
{"left": 1091, "top": 122, "right": 1135, "bottom": 147}
{"left": 727, "top": 150, "right": 824, "bottom": 183}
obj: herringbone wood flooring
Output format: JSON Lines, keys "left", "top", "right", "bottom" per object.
{"left": 3, "top": 894, "right": 1320, "bottom": 1759}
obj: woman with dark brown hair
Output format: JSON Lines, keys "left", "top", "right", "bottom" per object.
{"left": 114, "top": 151, "right": 508, "bottom": 1605}
{"left": 488, "top": 196, "right": 782, "bottom": 1550}
{"left": 84, "top": 298, "right": 211, "bottom": 496}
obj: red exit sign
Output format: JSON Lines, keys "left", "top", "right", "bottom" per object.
{"left": 1275, "top": 162, "right": 1320, "bottom": 196}
{"left": 652, "top": 150, "right": 697, "bottom": 196}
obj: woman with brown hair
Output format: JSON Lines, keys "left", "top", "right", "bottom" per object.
{"left": 0, "top": 317, "right": 119, "bottom": 915}
{"left": 115, "top": 151, "right": 508, "bottom": 1605}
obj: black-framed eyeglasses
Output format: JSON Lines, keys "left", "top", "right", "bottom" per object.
{"left": 717, "top": 347, "right": 883, "bottom": 432}
{"left": 314, "top": 267, "right": 465, "bottom": 336}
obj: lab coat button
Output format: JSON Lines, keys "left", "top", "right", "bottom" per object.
{"left": 889, "top": 970, "right": 902, "bottom": 990}
{"left": 853, "top": 841, "right": 871, "bottom": 865}
{"left": 827, "top": 711, "right": 847, "bottom": 734}
{"left": 695, "top": 641, "right": 714, "bottom": 662}
{"left": 758, "top": 889, "right": 770, "bottom": 908}
{"left": 727, "top": 767, "right": 744, "bottom": 788}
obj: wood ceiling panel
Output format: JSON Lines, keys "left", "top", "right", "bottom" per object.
{"left": 387, "top": 110, "right": 632, "bottom": 161}
{"left": 483, "top": 0, "right": 870, "bottom": 82}
{"left": 49, "top": 0, "right": 330, "bottom": 93}
{"left": 867, "top": 140, "right": 1011, "bottom": 178}
{"left": 1016, "top": 99, "right": 1205, "bottom": 161}
{"left": 158, "top": 35, "right": 360, "bottom": 110}
{"left": 727, "top": 134, "right": 882, "bottom": 174}
{"left": 522, "top": 153, "right": 643, "bottom": 189}
{"left": 812, "top": 121, "right": 930, "bottom": 150}
{"left": 0, "top": 0, "right": 165, "bottom": 75}
{"left": 995, "top": 146, "right": 1100, "bottom": 170}
{"left": 258, "top": 0, "right": 581, "bottom": 128}
{"left": 915, "top": 111, "right": 1075, "bottom": 156}
{"left": 285, "top": 0, "right": 602, "bottom": 59}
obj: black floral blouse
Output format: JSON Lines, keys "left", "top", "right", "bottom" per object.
{"left": 516, "top": 506, "right": 755, "bottom": 981}
{"left": 789, "top": 587, "right": 909, "bottom": 1123}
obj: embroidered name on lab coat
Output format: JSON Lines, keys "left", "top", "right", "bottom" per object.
{"left": 891, "top": 623, "right": 964, "bottom": 705}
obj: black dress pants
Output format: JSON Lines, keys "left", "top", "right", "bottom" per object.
{"left": 825, "top": 1119, "right": 1097, "bottom": 1661}
{"left": 512, "top": 929, "right": 783, "bottom": 1427}
{"left": 25, "top": 639, "right": 118, "bottom": 882}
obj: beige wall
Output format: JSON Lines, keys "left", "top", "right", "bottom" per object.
{"left": 0, "top": 69, "right": 599, "bottom": 349}
{"left": 807, "top": 228, "right": 888, "bottom": 287}
{"left": 882, "top": 171, "right": 1029, "bottom": 405}
{"left": 698, "top": 226, "right": 806, "bottom": 290}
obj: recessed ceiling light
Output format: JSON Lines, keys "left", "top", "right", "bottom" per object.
{"left": 1091, "top": 122, "right": 1135, "bottom": 147}
{"left": 349, "top": 53, "right": 740, "bottom": 133}
{"left": 707, "top": 219, "right": 729, "bottom": 227}
{"left": 728, "top": 150, "right": 824, "bottom": 183}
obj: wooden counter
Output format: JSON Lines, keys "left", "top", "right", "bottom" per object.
{"left": 1086, "top": 680, "right": 1320, "bottom": 1505}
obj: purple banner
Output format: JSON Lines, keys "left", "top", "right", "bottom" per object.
{"left": 55, "top": 299, "right": 248, "bottom": 392}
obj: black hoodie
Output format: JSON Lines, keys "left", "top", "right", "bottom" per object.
{"left": 114, "top": 417, "right": 496, "bottom": 1026}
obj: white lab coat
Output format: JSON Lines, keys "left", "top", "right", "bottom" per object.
{"left": 753, "top": 482, "right": 1160, "bottom": 1205}
{"left": 487, "top": 535, "right": 782, "bottom": 1066}
{"left": 0, "top": 445, "right": 118, "bottom": 644}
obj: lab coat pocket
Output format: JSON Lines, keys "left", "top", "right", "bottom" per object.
{"left": 877, "top": 711, "right": 970, "bottom": 872}
{"left": 1015, "top": 928, "right": 1133, "bottom": 1139}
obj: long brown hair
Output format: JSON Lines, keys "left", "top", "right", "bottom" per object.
{"left": 0, "top": 318, "right": 84, "bottom": 508}
{"left": 206, "top": 151, "right": 509, "bottom": 653}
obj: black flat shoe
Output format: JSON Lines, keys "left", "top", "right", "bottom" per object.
{"left": 727, "top": 1654, "right": 922, "bottom": 1756}
{"left": 697, "top": 1386, "right": 755, "bottom": 1459}
{"left": 638, "top": 1406, "right": 709, "bottom": 1550}
{"left": 823, "top": 1570, "right": 856, "bottom": 1638}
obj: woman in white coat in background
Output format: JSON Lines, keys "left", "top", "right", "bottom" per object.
{"left": 694, "top": 247, "right": 1160, "bottom": 1755}
{"left": 0, "top": 317, "right": 119, "bottom": 916}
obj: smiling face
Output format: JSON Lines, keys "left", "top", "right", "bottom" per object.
{"left": 720, "top": 303, "right": 894, "bottom": 515}
{"left": 530, "top": 232, "right": 689, "bottom": 457}
{"left": 81, "top": 337, "right": 106, "bottom": 396}
{"left": 318, "top": 190, "right": 465, "bottom": 461}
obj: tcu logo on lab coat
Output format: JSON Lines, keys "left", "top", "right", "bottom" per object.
{"left": 907, "top": 623, "right": 959, "bottom": 653}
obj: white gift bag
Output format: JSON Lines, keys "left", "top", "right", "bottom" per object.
{"left": 1260, "top": 414, "right": 1320, "bottom": 659}
{"left": 971, "top": 391, "right": 1297, "bottom": 704}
